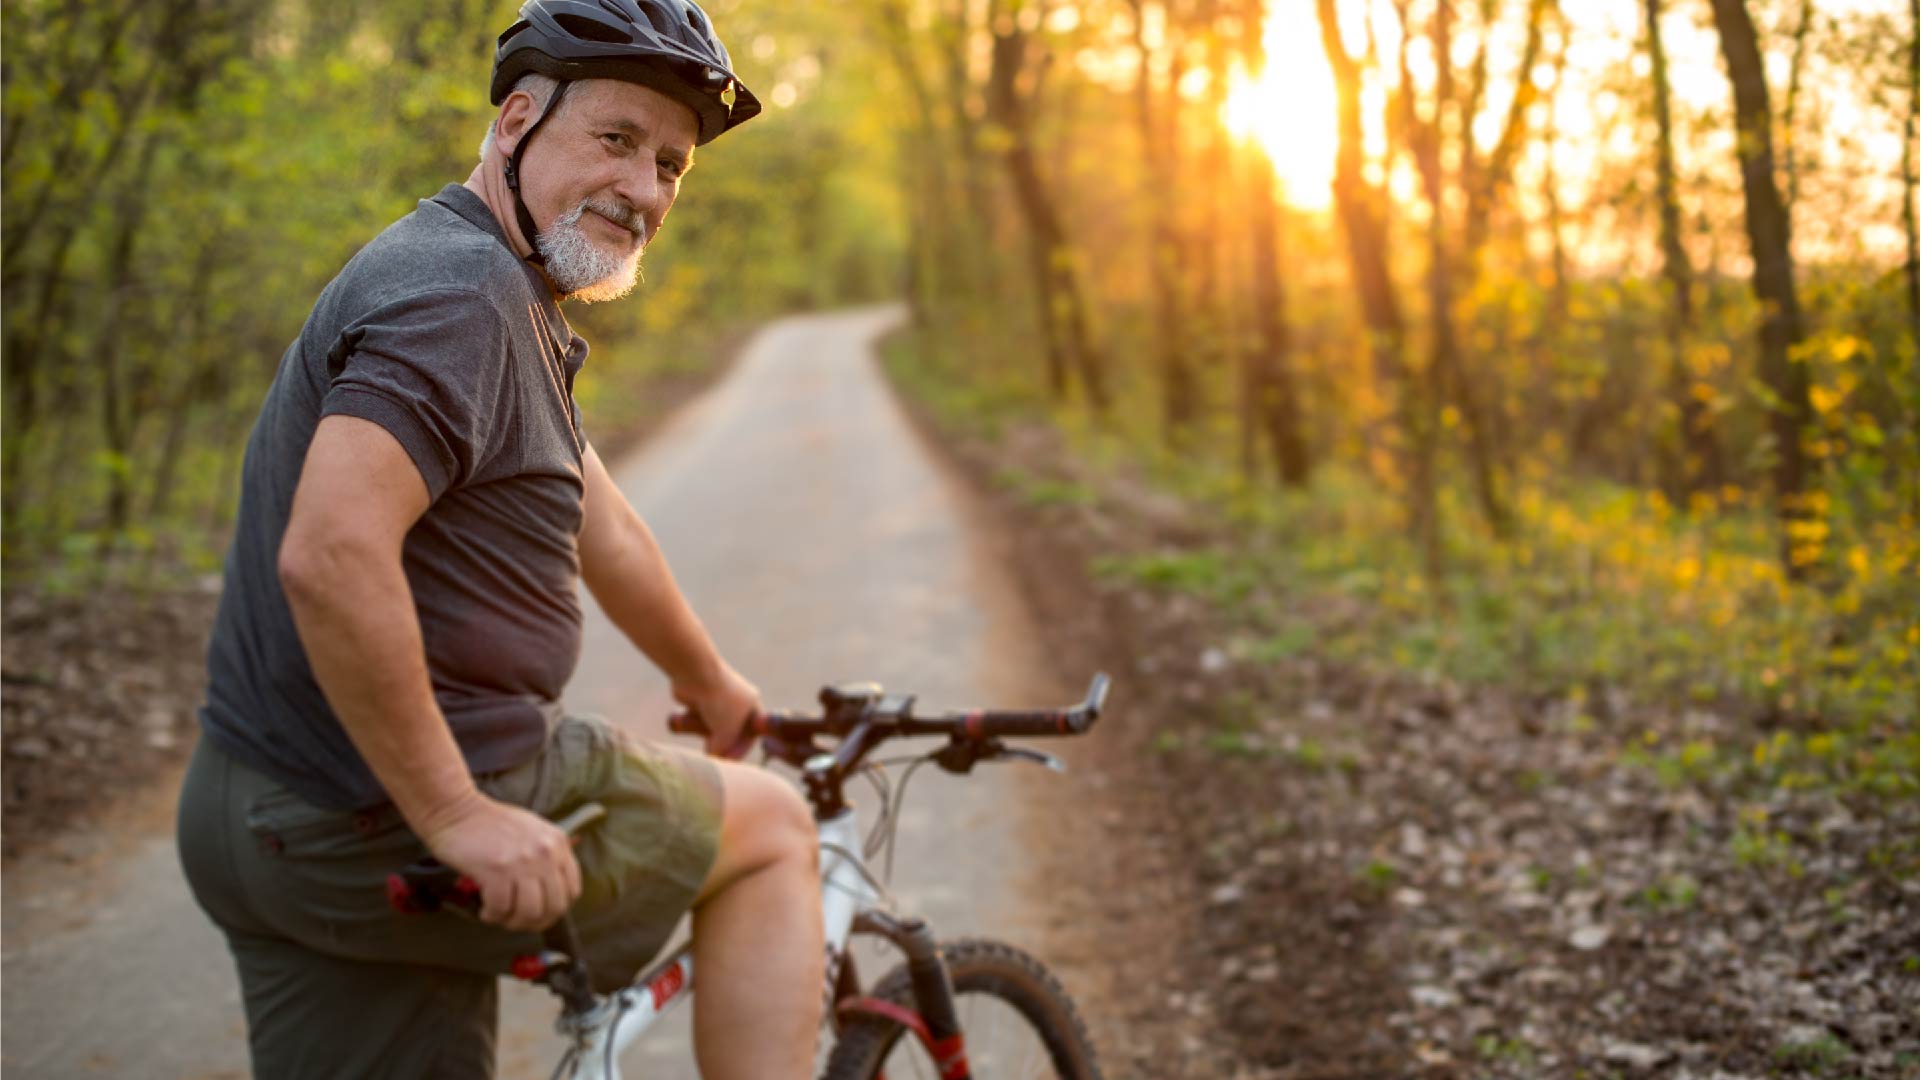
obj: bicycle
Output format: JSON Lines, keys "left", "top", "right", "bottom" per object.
{"left": 390, "top": 674, "right": 1113, "bottom": 1079}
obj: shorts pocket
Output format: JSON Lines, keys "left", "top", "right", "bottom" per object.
{"left": 243, "top": 787, "right": 413, "bottom": 861}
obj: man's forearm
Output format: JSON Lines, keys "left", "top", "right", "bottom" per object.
{"left": 580, "top": 505, "right": 726, "bottom": 690}
{"left": 280, "top": 539, "right": 478, "bottom": 826}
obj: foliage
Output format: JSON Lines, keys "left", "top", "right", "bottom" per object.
{"left": 0, "top": 0, "right": 901, "bottom": 584}
{"left": 871, "top": 0, "right": 1917, "bottom": 812}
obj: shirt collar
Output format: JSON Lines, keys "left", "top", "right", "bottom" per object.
{"left": 427, "top": 183, "right": 581, "bottom": 355}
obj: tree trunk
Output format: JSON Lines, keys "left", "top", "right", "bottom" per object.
{"left": 1708, "top": 0, "right": 1816, "bottom": 575}
{"left": 143, "top": 251, "right": 220, "bottom": 528}
{"left": 935, "top": 0, "right": 1000, "bottom": 298}
{"left": 872, "top": 0, "right": 953, "bottom": 325}
{"left": 1394, "top": 0, "right": 1514, "bottom": 537}
{"left": 1462, "top": 0, "right": 1552, "bottom": 259}
{"left": 1, "top": 48, "right": 162, "bottom": 534}
{"left": 1646, "top": 0, "right": 1722, "bottom": 496}
{"left": 1541, "top": 13, "right": 1571, "bottom": 330}
{"left": 1315, "top": 0, "right": 1433, "bottom": 567}
{"left": 1905, "top": 0, "right": 1919, "bottom": 324}
{"left": 985, "top": 23, "right": 1110, "bottom": 411}
{"left": 1, "top": 217, "right": 85, "bottom": 532}
{"left": 1187, "top": 0, "right": 1232, "bottom": 444}
{"left": 1127, "top": 0, "right": 1197, "bottom": 445}
{"left": 94, "top": 132, "right": 166, "bottom": 556}
{"left": 1248, "top": 152, "right": 1311, "bottom": 485}
{"left": 2, "top": 42, "right": 161, "bottom": 282}
{"left": 1781, "top": 0, "right": 1816, "bottom": 214}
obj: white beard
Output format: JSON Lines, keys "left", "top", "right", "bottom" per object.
{"left": 538, "top": 199, "right": 644, "bottom": 303}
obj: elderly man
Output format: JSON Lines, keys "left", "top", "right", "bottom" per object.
{"left": 175, "top": 2, "right": 823, "bottom": 1076}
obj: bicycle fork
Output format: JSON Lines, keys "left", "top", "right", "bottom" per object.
{"left": 839, "top": 910, "right": 971, "bottom": 1080}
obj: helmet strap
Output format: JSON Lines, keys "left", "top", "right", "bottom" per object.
{"left": 502, "top": 80, "right": 572, "bottom": 267}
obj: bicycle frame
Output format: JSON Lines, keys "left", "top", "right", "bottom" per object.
{"left": 552, "top": 808, "right": 880, "bottom": 1080}
{"left": 519, "top": 673, "right": 1110, "bottom": 1079}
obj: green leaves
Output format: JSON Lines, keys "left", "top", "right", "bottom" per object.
{"left": 3, "top": 0, "right": 901, "bottom": 584}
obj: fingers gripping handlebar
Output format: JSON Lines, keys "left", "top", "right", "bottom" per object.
{"left": 385, "top": 801, "right": 607, "bottom": 916}
{"left": 386, "top": 802, "right": 608, "bottom": 1013}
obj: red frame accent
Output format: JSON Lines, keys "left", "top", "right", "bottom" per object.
{"left": 837, "top": 999, "right": 971, "bottom": 1079}
{"left": 649, "top": 959, "right": 689, "bottom": 1010}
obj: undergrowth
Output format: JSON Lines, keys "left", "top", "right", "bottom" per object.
{"left": 883, "top": 323, "right": 1920, "bottom": 816}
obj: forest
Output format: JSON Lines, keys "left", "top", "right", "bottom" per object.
{"left": 5, "top": 0, "right": 1914, "bottom": 728}
{"left": 1, "top": 0, "right": 1916, "bottom": 1070}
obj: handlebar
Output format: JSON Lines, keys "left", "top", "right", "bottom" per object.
{"left": 668, "top": 672, "right": 1111, "bottom": 745}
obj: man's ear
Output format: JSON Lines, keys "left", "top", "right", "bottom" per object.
{"left": 493, "top": 90, "right": 541, "bottom": 159}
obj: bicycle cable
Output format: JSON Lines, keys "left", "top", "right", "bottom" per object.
{"left": 857, "top": 763, "right": 895, "bottom": 861}
{"left": 602, "top": 993, "right": 630, "bottom": 1079}
{"left": 882, "top": 755, "right": 939, "bottom": 885}
{"left": 818, "top": 840, "right": 897, "bottom": 909}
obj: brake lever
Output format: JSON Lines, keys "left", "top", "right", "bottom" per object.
{"left": 997, "top": 746, "right": 1066, "bottom": 772}
{"left": 932, "top": 737, "right": 1066, "bottom": 775}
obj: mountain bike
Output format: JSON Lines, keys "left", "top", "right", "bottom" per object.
{"left": 390, "top": 674, "right": 1112, "bottom": 1079}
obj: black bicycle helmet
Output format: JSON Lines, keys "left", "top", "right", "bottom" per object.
{"left": 488, "top": 0, "right": 760, "bottom": 267}
{"left": 491, "top": 0, "right": 761, "bottom": 145}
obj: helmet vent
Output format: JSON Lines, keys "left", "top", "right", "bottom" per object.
{"left": 635, "top": 4, "right": 674, "bottom": 38}
{"left": 553, "top": 13, "right": 633, "bottom": 44}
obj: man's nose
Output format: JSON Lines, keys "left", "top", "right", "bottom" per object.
{"left": 613, "top": 165, "right": 661, "bottom": 220}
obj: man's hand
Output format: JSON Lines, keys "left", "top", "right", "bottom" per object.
{"left": 675, "top": 660, "right": 762, "bottom": 759}
{"left": 415, "top": 790, "right": 582, "bottom": 932}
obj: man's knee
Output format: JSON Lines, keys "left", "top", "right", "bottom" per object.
{"left": 701, "top": 765, "right": 816, "bottom": 897}
{"left": 727, "top": 764, "right": 815, "bottom": 860}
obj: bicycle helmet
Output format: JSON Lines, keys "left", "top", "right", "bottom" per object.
{"left": 489, "top": 0, "right": 761, "bottom": 263}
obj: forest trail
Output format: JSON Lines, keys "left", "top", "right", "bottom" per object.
{"left": 1, "top": 304, "right": 1094, "bottom": 1079}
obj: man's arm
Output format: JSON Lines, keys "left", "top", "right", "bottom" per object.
{"left": 577, "top": 441, "right": 759, "bottom": 754}
{"left": 278, "top": 415, "right": 580, "bottom": 931}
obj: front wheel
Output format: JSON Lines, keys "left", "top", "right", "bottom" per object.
{"left": 821, "top": 938, "right": 1102, "bottom": 1080}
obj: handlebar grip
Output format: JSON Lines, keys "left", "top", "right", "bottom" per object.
{"left": 387, "top": 801, "right": 606, "bottom": 915}
{"left": 387, "top": 861, "right": 480, "bottom": 915}
{"left": 668, "top": 710, "right": 769, "bottom": 736}
{"left": 668, "top": 709, "right": 765, "bottom": 761}
{"left": 981, "top": 712, "right": 1087, "bottom": 737}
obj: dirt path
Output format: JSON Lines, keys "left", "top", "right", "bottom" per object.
{"left": 1, "top": 305, "right": 1110, "bottom": 1078}
{"left": 498, "top": 304, "right": 1091, "bottom": 1076}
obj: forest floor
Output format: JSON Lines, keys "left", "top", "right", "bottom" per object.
{"left": 5, "top": 324, "right": 1916, "bottom": 1079}
{"left": 900, "top": 391, "right": 1920, "bottom": 1080}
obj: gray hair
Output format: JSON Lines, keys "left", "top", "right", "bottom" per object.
{"left": 478, "top": 72, "right": 563, "bottom": 162}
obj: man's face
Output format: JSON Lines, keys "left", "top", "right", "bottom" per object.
{"left": 503, "top": 78, "right": 699, "bottom": 302}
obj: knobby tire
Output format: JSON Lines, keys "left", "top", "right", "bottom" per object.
{"left": 820, "top": 938, "right": 1102, "bottom": 1080}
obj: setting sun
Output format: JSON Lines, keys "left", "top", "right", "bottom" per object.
{"left": 1221, "top": 6, "right": 1342, "bottom": 211}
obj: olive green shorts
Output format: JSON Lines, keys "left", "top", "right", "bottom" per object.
{"left": 176, "top": 716, "right": 724, "bottom": 1079}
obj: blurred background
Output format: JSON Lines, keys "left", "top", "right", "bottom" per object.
{"left": 1, "top": 0, "right": 1914, "bottom": 799}
{"left": 3, "top": 3, "right": 1916, "bottom": 1072}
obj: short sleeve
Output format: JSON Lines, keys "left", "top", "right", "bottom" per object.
{"left": 321, "top": 289, "right": 511, "bottom": 501}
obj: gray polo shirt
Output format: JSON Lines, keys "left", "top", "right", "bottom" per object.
{"left": 200, "top": 183, "right": 591, "bottom": 810}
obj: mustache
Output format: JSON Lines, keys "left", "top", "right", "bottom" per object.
{"left": 562, "top": 198, "right": 644, "bottom": 240}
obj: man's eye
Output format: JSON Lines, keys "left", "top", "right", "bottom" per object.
{"left": 659, "top": 159, "right": 685, "bottom": 179}
{"left": 602, "top": 133, "right": 632, "bottom": 151}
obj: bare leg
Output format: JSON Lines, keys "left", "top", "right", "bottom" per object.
{"left": 689, "top": 761, "right": 823, "bottom": 1078}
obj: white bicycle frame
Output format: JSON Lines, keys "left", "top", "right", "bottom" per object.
{"left": 551, "top": 808, "right": 878, "bottom": 1080}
